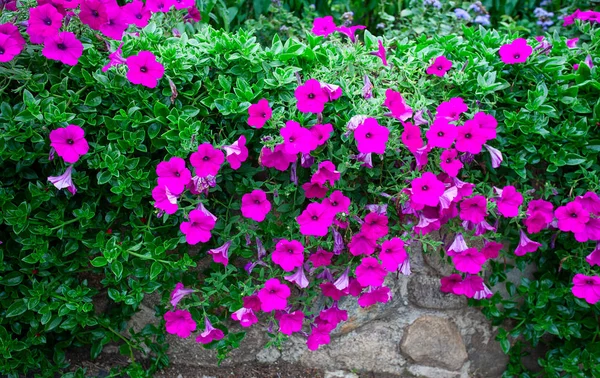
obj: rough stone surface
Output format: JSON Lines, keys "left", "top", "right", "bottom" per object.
{"left": 467, "top": 330, "right": 509, "bottom": 378}
{"left": 400, "top": 316, "right": 468, "bottom": 371}
{"left": 406, "top": 364, "right": 464, "bottom": 378}
{"left": 408, "top": 274, "right": 467, "bottom": 310}
{"left": 324, "top": 371, "right": 359, "bottom": 378}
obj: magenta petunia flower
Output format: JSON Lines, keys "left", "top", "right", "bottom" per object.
{"left": 0, "top": 23, "right": 25, "bottom": 63}
{"left": 481, "top": 241, "right": 503, "bottom": 260}
{"left": 440, "top": 149, "right": 463, "bottom": 177}
{"left": 312, "top": 16, "right": 336, "bottom": 36}
{"left": 452, "top": 248, "right": 486, "bottom": 274}
{"left": 370, "top": 40, "right": 388, "bottom": 66}
{"left": 180, "top": 209, "right": 216, "bottom": 245}
{"left": 426, "top": 118, "right": 457, "bottom": 148}
{"left": 567, "top": 37, "right": 579, "bottom": 49}
{"left": 401, "top": 122, "right": 424, "bottom": 153}
{"left": 295, "top": 79, "right": 329, "bottom": 113}
{"left": 574, "top": 219, "right": 600, "bottom": 243}
{"left": 190, "top": 143, "right": 225, "bottom": 178}
{"left": 453, "top": 275, "right": 484, "bottom": 298}
{"left": 223, "top": 135, "right": 248, "bottom": 170}
{"left": 455, "top": 120, "right": 486, "bottom": 154}
{"left": 271, "top": 239, "right": 304, "bottom": 272}
{"left": 195, "top": 317, "right": 224, "bottom": 344}
{"left": 48, "top": 166, "right": 77, "bottom": 195}
{"left": 207, "top": 241, "right": 231, "bottom": 266}
{"left": 323, "top": 190, "right": 350, "bottom": 215}
{"left": 284, "top": 266, "right": 309, "bottom": 288}
{"left": 320, "top": 82, "right": 342, "bottom": 101}
{"left": 102, "top": 43, "right": 126, "bottom": 72}
{"left": 555, "top": 201, "right": 589, "bottom": 233}
{"left": 247, "top": 99, "right": 272, "bottom": 128}
{"left": 146, "top": 0, "right": 174, "bottom": 12}
{"left": 164, "top": 309, "right": 196, "bottom": 338}
{"left": 310, "top": 123, "right": 333, "bottom": 146}
{"left": 260, "top": 144, "right": 297, "bottom": 171}
{"left": 172, "top": 0, "right": 194, "bottom": 10}
{"left": 426, "top": 56, "right": 452, "bottom": 77}
{"left": 152, "top": 184, "right": 179, "bottom": 214}
{"left": 27, "top": 4, "right": 63, "bottom": 43}
{"left": 499, "top": 38, "right": 533, "bottom": 64}
{"left": 436, "top": 97, "right": 468, "bottom": 121}
{"left": 316, "top": 305, "right": 348, "bottom": 331}
{"left": 312, "top": 161, "right": 340, "bottom": 186}
{"left": 459, "top": 195, "right": 488, "bottom": 223}
{"left": 354, "top": 117, "right": 389, "bottom": 154}
{"left": 184, "top": 5, "right": 202, "bottom": 22}
{"left": 79, "top": 0, "right": 108, "bottom": 30}
{"left": 447, "top": 233, "right": 468, "bottom": 255}
{"left": 231, "top": 307, "right": 258, "bottom": 327}
{"left": 307, "top": 325, "right": 331, "bottom": 351}
{"left": 170, "top": 282, "right": 194, "bottom": 308}
{"left": 361, "top": 213, "right": 389, "bottom": 240}
{"left": 411, "top": 172, "right": 445, "bottom": 207}
{"left": 358, "top": 286, "right": 391, "bottom": 307}
{"left": 495, "top": 186, "right": 523, "bottom": 218}
{"left": 440, "top": 274, "right": 463, "bottom": 294}
{"left": 335, "top": 25, "right": 366, "bottom": 43}
{"left": 276, "top": 310, "right": 305, "bottom": 336}
{"left": 126, "top": 51, "right": 164, "bottom": 88}
{"left": 586, "top": 244, "right": 600, "bottom": 267}
{"left": 472, "top": 112, "right": 498, "bottom": 141}
{"left": 572, "top": 274, "right": 600, "bottom": 304}
{"left": 524, "top": 211, "right": 549, "bottom": 234}
{"left": 483, "top": 144, "right": 503, "bottom": 168}
{"left": 384, "top": 89, "right": 413, "bottom": 121}
{"left": 309, "top": 248, "right": 333, "bottom": 267}
{"left": 49, "top": 124, "right": 89, "bottom": 163}
{"left": 302, "top": 181, "right": 328, "bottom": 199}
{"left": 41, "top": 31, "right": 83, "bottom": 66}
{"left": 321, "top": 282, "right": 347, "bottom": 301}
{"left": 281, "top": 120, "right": 317, "bottom": 154}
{"left": 379, "top": 238, "right": 407, "bottom": 272}
{"left": 156, "top": 156, "right": 192, "bottom": 194}
{"left": 241, "top": 189, "right": 271, "bottom": 222}
{"left": 258, "top": 278, "right": 290, "bottom": 312}
{"left": 575, "top": 192, "right": 600, "bottom": 216}
{"left": 525, "top": 199, "right": 553, "bottom": 221}
{"left": 355, "top": 257, "right": 387, "bottom": 287}
{"left": 61, "top": 0, "right": 80, "bottom": 9}
{"left": 514, "top": 229, "right": 541, "bottom": 256}
{"left": 123, "top": 0, "right": 152, "bottom": 28}
{"left": 100, "top": 4, "right": 128, "bottom": 40}
{"left": 297, "top": 202, "right": 334, "bottom": 237}
{"left": 348, "top": 232, "right": 377, "bottom": 256}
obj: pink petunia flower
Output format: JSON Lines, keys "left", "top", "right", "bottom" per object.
{"left": 281, "top": 120, "right": 317, "bottom": 154}
{"left": 312, "top": 161, "right": 340, "bottom": 186}
{"left": 447, "top": 233, "right": 469, "bottom": 255}
{"left": 481, "top": 241, "right": 503, "bottom": 260}
{"left": 79, "top": 0, "right": 108, "bottom": 30}
{"left": 152, "top": 184, "right": 179, "bottom": 214}
{"left": 460, "top": 195, "right": 488, "bottom": 223}
{"left": 180, "top": 209, "right": 216, "bottom": 245}
{"left": 302, "top": 181, "right": 328, "bottom": 199}
{"left": 284, "top": 266, "right": 309, "bottom": 288}
{"left": 223, "top": 135, "right": 249, "bottom": 170}
{"left": 555, "top": 201, "right": 589, "bottom": 233}
{"left": 164, "top": 309, "right": 196, "bottom": 338}
{"left": 440, "top": 274, "right": 463, "bottom": 294}
{"left": 170, "top": 282, "right": 194, "bottom": 308}
{"left": 247, "top": 99, "right": 272, "bottom": 128}
{"left": 571, "top": 274, "right": 600, "bottom": 304}
{"left": 354, "top": 118, "right": 390, "bottom": 154}
{"left": 575, "top": 192, "right": 600, "bottom": 216}
{"left": 379, "top": 238, "right": 408, "bottom": 272}
{"left": 348, "top": 232, "right": 377, "bottom": 256}
{"left": 102, "top": 43, "right": 126, "bottom": 72}
{"left": 335, "top": 25, "right": 366, "bottom": 43}
{"left": 231, "top": 307, "right": 258, "bottom": 327}
{"left": 524, "top": 211, "right": 549, "bottom": 234}
{"left": 295, "top": 79, "right": 328, "bottom": 113}
{"left": 472, "top": 112, "right": 498, "bottom": 141}
{"left": 260, "top": 144, "right": 297, "bottom": 171}
{"left": 355, "top": 257, "right": 387, "bottom": 287}
{"left": 100, "top": 4, "right": 128, "bottom": 40}
{"left": 172, "top": 0, "right": 194, "bottom": 10}
{"left": 440, "top": 149, "right": 463, "bottom": 177}
{"left": 361, "top": 213, "right": 389, "bottom": 240}
{"left": 0, "top": 23, "right": 25, "bottom": 62}
{"left": 370, "top": 40, "right": 388, "bottom": 66}
{"left": 297, "top": 202, "right": 334, "bottom": 237}
{"left": 426, "top": 118, "right": 457, "bottom": 148}
{"left": 384, "top": 89, "right": 413, "bottom": 121}
{"left": 258, "top": 278, "right": 291, "bottom": 312}
{"left": 357, "top": 286, "right": 392, "bottom": 307}
{"left": 146, "top": 0, "right": 174, "bottom": 12}
{"left": 436, "top": 97, "right": 468, "bottom": 121}
{"left": 411, "top": 172, "right": 445, "bottom": 207}
{"left": 496, "top": 186, "right": 523, "bottom": 218}
{"left": 499, "top": 38, "right": 533, "bottom": 64}
{"left": 196, "top": 317, "right": 224, "bottom": 344}
{"left": 453, "top": 275, "right": 485, "bottom": 298}
{"left": 126, "top": 50, "right": 165, "bottom": 88}
{"left": 585, "top": 243, "right": 600, "bottom": 267}
{"left": 574, "top": 219, "right": 600, "bottom": 243}
{"left": 48, "top": 166, "right": 77, "bottom": 195}
{"left": 27, "top": 4, "right": 63, "bottom": 43}
{"left": 156, "top": 156, "right": 192, "bottom": 194}
{"left": 309, "top": 248, "right": 333, "bottom": 267}
{"left": 276, "top": 311, "right": 305, "bottom": 335}
{"left": 321, "top": 282, "right": 347, "bottom": 301}
{"left": 320, "top": 82, "right": 342, "bottom": 101}
{"left": 49, "top": 124, "right": 89, "bottom": 163}
{"left": 241, "top": 189, "right": 271, "bottom": 222}
{"left": 483, "top": 144, "right": 503, "bottom": 168}
{"left": 426, "top": 56, "right": 452, "bottom": 77}
{"left": 455, "top": 120, "right": 486, "bottom": 154}
{"left": 207, "top": 241, "right": 232, "bottom": 266}
{"left": 123, "top": 0, "right": 152, "bottom": 28}
{"left": 567, "top": 37, "right": 579, "bottom": 48}
{"left": 310, "top": 123, "right": 333, "bottom": 146}
{"left": 452, "top": 247, "right": 486, "bottom": 274}
{"left": 307, "top": 325, "right": 331, "bottom": 351}
{"left": 42, "top": 32, "right": 83, "bottom": 66}
{"left": 190, "top": 143, "right": 225, "bottom": 177}
{"left": 271, "top": 239, "right": 305, "bottom": 272}
{"left": 401, "top": 122, "right": 424, "bottom": 153}
{"left": 514, "top": 229, "right": 541, "bottom": 256}
{"left": 323, "top": 190, "right": 350, "bottom": 215}
{"left": 312, "top": 16, "right": 336, "bottom": 36}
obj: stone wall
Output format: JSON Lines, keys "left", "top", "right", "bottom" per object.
{"left": 130, "top": 239, "right": 515, "bottom": 378}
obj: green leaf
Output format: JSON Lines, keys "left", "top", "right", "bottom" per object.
{"left": 150, "top": 262, "right": 163, "bottom": 280}
{"left": 6, "top": 299, "right": 27, "bottom": 317}
{"left": 84, "top": 92, "right": 102, "bottom": 107}
{"left": 111, "top": 260, "right": 123, "bottom": 280}
{"left": 90, "top": 256, "right": 108, "bottom": 267}
{"left": 97, "top": 171, "right": 112, "bottom": 185}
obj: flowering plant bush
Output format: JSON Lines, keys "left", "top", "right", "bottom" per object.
{"left": 1, "top": 1, "right": 600, "bottom": 376}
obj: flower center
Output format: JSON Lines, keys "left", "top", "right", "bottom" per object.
{"left": 570, "top": 213, "right": 578, "bottom": 218}
{"left": 437, "top": 131, "right": 444, "bottom": 137}
{"left": 174, "top": 172, "right": 180, "bottom": 177}
{"left": 136, "top": 13, "right": 143, "bottom": 19}
{"left": 465, "top": 133, "right": 472, "bottom": 139}
{"left": 0, "top": 47, "right": 4, "bottom": 54}
{"left": 437, "top": 66, "right": 443, "bottom": 70}
{"left": 66, "top": 139, "right": 74, "bottom": 145}
{"left": 287, "top": 249, "right": 294, "bottom": 254}
{"left": 365, "top": 133, "right": 372, "bottom": 138}
{"left": 57, "top": 43, "right": 66, "bottom": 51}
{"left": 44, "top": 17, "right": 52, "bottom": 26}
{"left": 254, "top": 199, "right": 261, "bottom": 204}
{"left": 288, "top": 137, "right": 295, "bottom": 142}
{"left": 311, "top": 215, "right": 318, "bottom": 221}
{"left": 269, "top": 289, "right": 276, "bottom": 294}
{"left": 514, "top": 54, "right": 520, "bottom": 59}
{"left": 140, "top": 66, "right": 148, "bottom": 73}
{"left": 261, "top": 112, "right": 267, "bottom": 118}
{"left": 308, "top": 93, "right": 315, "bottom": 99}
{"left": 445, "top": 158, "right": 451, "bottom": 163}
{"left": 421, "top": 185, "right": 429, "bottom": 191}
{"left": 331, "top": 201, "right": 338, "bottom": 206}
{"left": 202, "top": 156, "right": 210, "bottom": 161}
{"left": 586, "top": 280, "right": 594, "bottom": 285}
{"left": 91, "top": 9, "right": 99, "bottom": 17}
